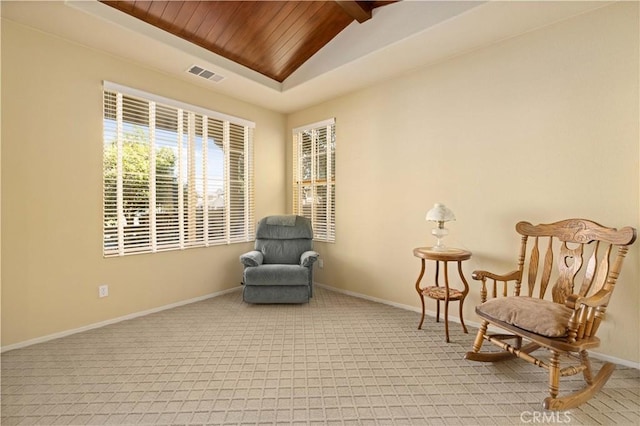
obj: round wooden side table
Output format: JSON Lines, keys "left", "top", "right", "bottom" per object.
{"left": 413, "top": 247, "right": 472, "bottom": 342}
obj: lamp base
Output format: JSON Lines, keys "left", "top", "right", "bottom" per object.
{"left": 431, "top": 242, "right": 449, "bottom": 251}
{"left": 431, "top": 225, "right": 449, "bottom": 251}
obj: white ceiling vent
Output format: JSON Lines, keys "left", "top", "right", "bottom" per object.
{"left": 187, "top": 65, "right": 225, "bottom": 83}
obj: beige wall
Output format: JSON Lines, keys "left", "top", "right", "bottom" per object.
{"left": 2, "top": 2, "right": 639, "bottom": 365}
{"left": 1, "top": 19, "right": 286, "bottom": 347}
{"left": 288, "top": 3, "right": 640, "bottom": 363}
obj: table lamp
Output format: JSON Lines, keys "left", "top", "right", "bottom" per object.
{"left": 426, "top": 203, "right": 455, "bottom": 251}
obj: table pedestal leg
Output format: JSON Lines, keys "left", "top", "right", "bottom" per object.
{"left": 457, "top": 260, "right": 469, "bottom": 334}
{"left": 443, "top": 261, "right": 450, "bottom": 342}
{"left": 415, "top": 259, "right": 426, "bottom": 329}
{"left": 434, "top": 261, "right": 440, "bottom": 323}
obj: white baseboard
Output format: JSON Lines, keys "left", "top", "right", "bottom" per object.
{"left": 315, "top": 282, "right": 640, "bottom": 370}
{"left": 1, "top": 286, "right": 242, "bottom": 353}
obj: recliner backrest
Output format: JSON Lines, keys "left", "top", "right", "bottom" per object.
{"left": 254, "top": 215, "right": 313, "bottom": 264}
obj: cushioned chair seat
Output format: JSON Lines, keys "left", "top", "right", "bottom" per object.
{"left": 477, "top": 296, "right": 573, "bottom": 338}
{"left": 244, "top": 265, "right": 310, "bottom": 286}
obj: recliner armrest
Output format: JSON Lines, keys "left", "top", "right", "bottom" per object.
{"left": 240, "top": 250, "right": 264, "bottom": 267}
{"left": 300, "top": 251, "right": 319, "bottom": 267}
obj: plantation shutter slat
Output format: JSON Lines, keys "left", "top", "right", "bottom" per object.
{"left": 103, "top": 82, "right": 255, "bottom": 257}
{"left": 293, "top": 119, "right": 335, "bottom": 242}
{"left": 177, "top": 110, "right": 185, "bottom": 248}
{"left": 155, "top": 105, "right": 180, "bottom": 250}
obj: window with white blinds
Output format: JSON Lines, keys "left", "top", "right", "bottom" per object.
{"left": 292, "top": 118, "right": 335, "bottom": 242}
{"left": 103, "top": 82, "right": 255, "bottom": 257}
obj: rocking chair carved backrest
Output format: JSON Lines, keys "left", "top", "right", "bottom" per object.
{"left": 508, "top": 219, "right": 635, "bottom": 342}
{"left": 476, "top": 219, "right": 636, "bottom": 342}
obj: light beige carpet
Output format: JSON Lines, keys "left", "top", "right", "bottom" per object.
{"left": 2, "top": 287, "right": 639, "bottom": 425}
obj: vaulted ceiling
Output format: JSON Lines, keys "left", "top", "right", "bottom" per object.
{"left": 2, "top": 1, "right": 612, "bottom": 113}
{"left": 100, "top": 1, "right": 395, "bottom": 82}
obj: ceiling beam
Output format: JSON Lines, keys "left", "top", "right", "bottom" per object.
{"left": 335, "top": 0, "right": 372, "bottom": 23}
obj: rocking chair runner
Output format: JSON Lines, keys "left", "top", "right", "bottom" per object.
{"left": 465, "top": 219, "right": 636, "bottom": 410}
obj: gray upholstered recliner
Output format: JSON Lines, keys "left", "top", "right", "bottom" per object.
{"left": 240, "top": 215, "right": 319, "bottom": 304}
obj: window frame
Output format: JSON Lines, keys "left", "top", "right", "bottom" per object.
{"left": 102, "top": 81, "right": 255, "bottom": 257}
{"left": 292, "top": 118, "right": 336, "bottom": 243}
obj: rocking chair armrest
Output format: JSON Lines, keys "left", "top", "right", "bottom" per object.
{"left": 471, "top": 269, "right": 521, "bottom": 282}
{"left": 565, "top": 290, "right": 612, "bottom": 310}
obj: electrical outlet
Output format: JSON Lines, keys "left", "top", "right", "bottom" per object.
{"left": 318, "top": 259, "right": 324, "bottom": 269}
{"left": 98, "top": 285, "right": 109, "bottom": 298}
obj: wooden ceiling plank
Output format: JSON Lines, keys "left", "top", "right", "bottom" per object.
{"left": 192, "top": 3, "right": 224, "bottom": 41}
{"left": 277, "top": 23, "right": 350, "bottom": 79}
{"left": 181, "top": 1, "right": 212, "bottom": 38}
{"left": 159, "top": 1, "right": 182, "bottom": 24}
{"left": 137, "top": 1, "right": 179, "bottom": 35}
{"left": 274, "top": 2, "right": 352, "bottom": 72}
{"left": 335, "top": 0, "right": 372, "bottom": 23}
{"left": 254, "top": 1, "right": 319, "bottom": 80}
{"left": 114, "top": 0, "right": 135, "bottom": 14}
{"left": 240, "top": 1, "right": 300, "bottom": 70}
{"left": 202, "top": 2, "right": 243, "bottom": 47}
{"left": 146, "top": 1, "right": 168, "bottom": 22}
{"left": 214, "top": 2, "right": 259, "bottom": 51}
{"left": 172, "top": 1, "right": 200, "bottom": 33}
{"left": 219, "top": 1, "right": 287, "bottom": 55}
{"left": 132, "top": 1, "right": 153, "bottom": 16}
{"left": 273, "top": 3, "right": 351, "bottom": 79}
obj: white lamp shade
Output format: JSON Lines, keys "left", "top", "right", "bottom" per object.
{"left": 426, "top": 203, "right": 456, "bottom": 222}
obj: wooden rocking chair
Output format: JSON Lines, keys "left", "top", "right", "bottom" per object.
{"left": 465, "top": 219, "right": 636, "bottom": 410}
